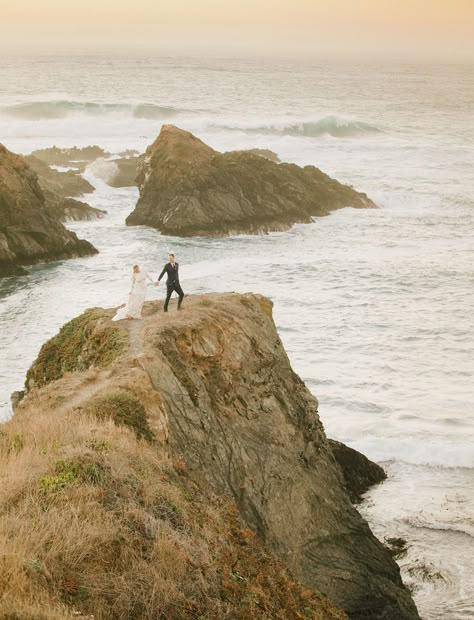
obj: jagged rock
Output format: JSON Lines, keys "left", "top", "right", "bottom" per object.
{"left": 24, "top": 155, "right": 95, "bottom": 196}
{"left": 30, "top": 145, "right": 109, "bottom": 167}
{"left": 43, "top": 189, "right": 105, "bottom": 222}
{"left": 244, "top": 148, "right": 281, "bottom": 163}
{"left": 22, "top": 293, "right": 419, "bottom": 620}
{"left": 126, "top": 125, "right": 377, "bottom": 236}
{"left": 328, "top": 439, "right": 387, "bottom": 503}
{"left": 0, "top": 144, "right": 98, "bottom": 278}
{"left": 119, "top": 149, "right": 140, "bottom": 158}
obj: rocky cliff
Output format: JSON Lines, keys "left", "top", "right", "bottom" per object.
{"left": 15, "top": 293, "right": 419, "bottom": 620}
{"left": 125, "top": 125, "right": 377, "bottom": 236}
{"left": 0, "top": 144, "right": 98, "bottom": 277}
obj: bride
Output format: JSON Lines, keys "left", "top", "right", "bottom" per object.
{"left": 113, "top": 264, "right": 154, "bottom": 321}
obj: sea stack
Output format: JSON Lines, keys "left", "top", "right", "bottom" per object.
{"left": 11, "top": 293, "right": 419, "bottom": 619}
{"left": 0, "top": 144, "right": 98, "bottom": 277}
{"left": 126, "top": 125, "right": 377, "bottom": 236}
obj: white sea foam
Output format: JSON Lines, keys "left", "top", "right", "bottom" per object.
{"left": 347, "top": 438, "right": 474, "bottom": 469}
{"left": 85, "top": 158, "right": 119, "bottom": 184}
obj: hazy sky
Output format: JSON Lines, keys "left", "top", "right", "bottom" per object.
{"left": 1, "top": 0, "right": 473, "bottom": 59}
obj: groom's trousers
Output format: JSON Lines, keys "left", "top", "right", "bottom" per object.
{"left": 164, "top": 282, "right": 184, "bottom": 311}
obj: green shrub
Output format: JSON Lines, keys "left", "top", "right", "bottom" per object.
{"left": 86, "top": 390, "right": 154, "bottom": 442}
{"left": 39, "top": 459, "right": 105, "bottom": 494}
{"left": 26, "top": 309, "right": 127, "bottom": 388}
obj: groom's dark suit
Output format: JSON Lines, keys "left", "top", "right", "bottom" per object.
{"left": 158, "top": 262, "right": 184, "bottom": 311}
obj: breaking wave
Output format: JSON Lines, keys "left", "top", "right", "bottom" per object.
{"left": 0, "top": 100, "right": 182, "bottom": 120}
{"left": 217, "top": 115, "right": 383, "bottom": 138}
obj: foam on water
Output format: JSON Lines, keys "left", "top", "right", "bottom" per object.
{"left": 0, "top": 55, "right": 473, "bottom": 619}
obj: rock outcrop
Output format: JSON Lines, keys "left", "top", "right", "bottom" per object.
{"left": 23, "top": 155, "right": 105, "bottom": 221}
{"left": 126, "top": 125, "right": 377, "bottom": 236}
{"left": 30, "top": 145, "right": 108, "bottom": 168}
{"left": 29, "top": 146, "right": 139, "bottom": 188}
{"left": 245, "top": 148, "right": 281, "bottom": 163}
{"left": 43, "top": 190, "right": 105, "bottom": 222}
{"left": 328, "top": 439, "right": 387, "bottom": 503}
{"left": 24, "top": 154, "right": 95, "bottom": 197}
{"left": 19, "top": 293, "right": 419, "bottom": 620}
{"left": 0, "top": 144, "right": 98, "bottom": 277}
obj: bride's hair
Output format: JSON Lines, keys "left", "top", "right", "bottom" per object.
{"left": 133, "top": 264, "right": 139, "bottom": 272}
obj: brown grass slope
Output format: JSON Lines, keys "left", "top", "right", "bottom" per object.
{"left": 0, "top": 315, "right": 346, "bottom": 619}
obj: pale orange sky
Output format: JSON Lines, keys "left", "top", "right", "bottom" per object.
{"left": 1, "top": 0, "right": 473, "bottom": 58}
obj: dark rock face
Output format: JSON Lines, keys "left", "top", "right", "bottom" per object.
{"left": 126, "top": 125, "right": 377, "bottom": 236}
{"left": 0, "top": 144, "right": 98, "bottom": 278}
{"left": 133, "top": 293, "right": 419, "bottom": 620}
{"left": 328, "top": 439, "right": 387, "bottom": 503}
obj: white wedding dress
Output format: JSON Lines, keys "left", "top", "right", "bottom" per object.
{"left": 113, "top": 271, "right": 153, "bottom": 321}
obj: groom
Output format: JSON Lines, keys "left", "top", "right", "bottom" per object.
{"left": 155, "top": 253, "right": 185, "bottom": 312}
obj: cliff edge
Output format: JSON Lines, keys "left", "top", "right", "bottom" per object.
{"left": 7, "top": 294, "right": 419, "bottom": 619}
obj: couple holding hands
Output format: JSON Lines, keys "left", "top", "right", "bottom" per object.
{"left": 113, "top": 253, "right": 184, "bottom": 321}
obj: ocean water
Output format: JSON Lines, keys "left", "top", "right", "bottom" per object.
{"left": 0, "top": 55, "right": 473, "bottom": 619}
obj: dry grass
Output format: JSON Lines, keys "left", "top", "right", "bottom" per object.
{"left": 0, "top": 400, "right": 346, "bottom": 620}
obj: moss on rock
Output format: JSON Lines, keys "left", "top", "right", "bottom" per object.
{"left": 26, "top": 309, "right": 127, "bottom": 389}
